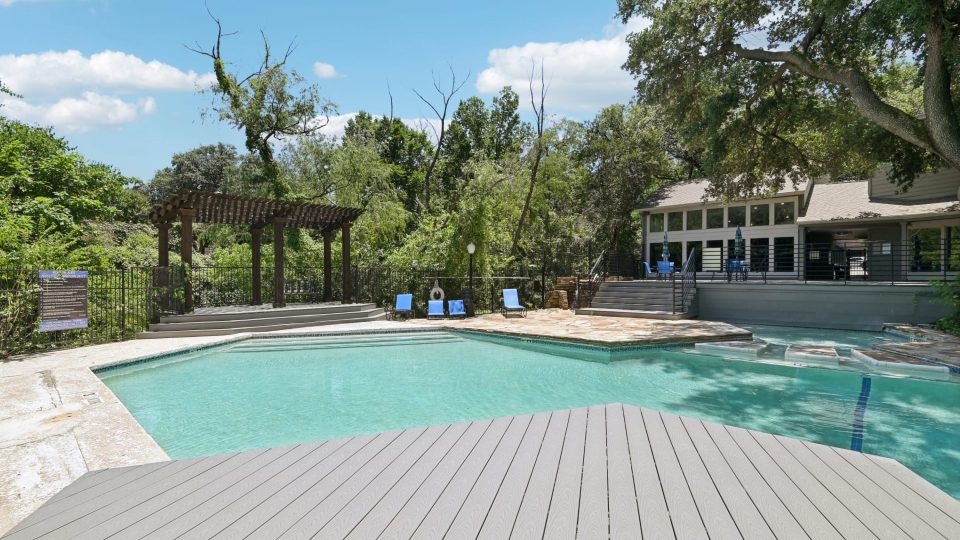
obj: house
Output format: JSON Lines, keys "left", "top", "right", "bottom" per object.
{"left": 639, "top": 169, "right": 960, "bottom": 282}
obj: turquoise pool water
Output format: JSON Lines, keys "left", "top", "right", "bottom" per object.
{"left": 98, "top": 331, "right": 960, "bottom": 498}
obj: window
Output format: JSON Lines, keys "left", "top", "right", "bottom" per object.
{"left": 650, "top": 242, "right": 682, "bottom": 264}
{"left": 750, "top": 204, "right": 769, "bottom": 226}
{"left": 774, "top": 237, "right": 795, "bottom": 272}
{"left": 750, "top": 238, "right": 769, "bottom": 272}
{"left": 948, "top": 227, "right": 960, "bottom": 271}
{"left": 649, "top": 213, "right": 664, "bottom": 233}
{"left": 727, "top": 206, "right": 746, "bottom": 227}
{"left": 686, "top": 210, "right": 702, "bottom": 230}
{"left": 686, "top": 241, "right": 703, "bottom": 271}
{"left": 668, "top": 211, "right": 684, "bottom": 231}
{"left": 910, "top": 228, "right": 942, "bottom": 272}
{"left": 774, "top": 202, "right": 795, "bottom": 224}
{"left": 707, "top": 208, "right": 724, "bottom": 229}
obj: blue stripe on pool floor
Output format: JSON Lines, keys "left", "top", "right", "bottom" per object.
{"left": 850, "top": 376, "right": 872, "bottom": 451}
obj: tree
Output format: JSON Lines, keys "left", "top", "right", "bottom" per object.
{"left": 618, "top": 0, "right": 960, "bottom": 194}
{"left": 145, "top": 143, "right": 240, "bottom": 204}
{"left": 0, "top": 78, "right": 20, "bottom": 106}
{"left": 510, "top": 64, "right": 548, "bottom": 256}
{"left": 577, "top": 104, "right": 679, "bottom": 250}
{"left": 190, "top": 15, "right": 335, "bottom": 198}
{"left": 413, "top": 67, "right": 469, "bottom": 211}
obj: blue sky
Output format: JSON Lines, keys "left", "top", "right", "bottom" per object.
{"left": 0, "top": 0, "right": 641, "bottom": 180}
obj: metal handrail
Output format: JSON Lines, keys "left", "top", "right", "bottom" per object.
{"left": 672, "top": 248, "right": 697, "bottom": 314}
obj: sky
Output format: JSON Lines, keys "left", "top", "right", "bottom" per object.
{"left": 0, "top": 0, "right": 644, "bottom": 180}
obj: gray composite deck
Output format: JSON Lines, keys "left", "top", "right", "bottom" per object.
{"left": 5, "top": 403, "right": 959, "bottom": 539}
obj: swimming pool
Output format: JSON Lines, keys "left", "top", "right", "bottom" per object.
{"left": 97, "top": 330, "right": 960, "bottom": 498}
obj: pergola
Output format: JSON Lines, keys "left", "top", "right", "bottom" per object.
{"left": 150, "top": 192, "right": 363, "bottom": 311}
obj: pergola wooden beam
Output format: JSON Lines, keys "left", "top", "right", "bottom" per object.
{"left": 153, "top": 191, "right": 363, "bottom": 311}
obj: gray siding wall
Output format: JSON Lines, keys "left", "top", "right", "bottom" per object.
{"left": 697, "top": 283, "right": 950, "bottom": 330}
{"left": 870, "top": 168, "right": 960, "bottom": 201}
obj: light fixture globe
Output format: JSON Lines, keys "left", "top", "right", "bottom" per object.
{"left": 467, "top": 242, "right": 476, "bottom": 255}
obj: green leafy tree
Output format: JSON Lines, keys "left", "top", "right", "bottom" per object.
{"left": 618, "top": 0, "right": 960, "bottom": 195}
{"left": 144, "top": 143, "right": 240, "bottom": 204}
{"left": 191, "top": 16, "right": 335, "bottom": 198}
{"left": 577, "top": 104, "right": 679, "bottom": 250}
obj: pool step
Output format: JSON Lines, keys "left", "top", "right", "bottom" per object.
{"left": 138, "top": 304, "right": 386, "bottom": 338}
{"left": 575, "top": 307, "right": 694, "bottom": 320}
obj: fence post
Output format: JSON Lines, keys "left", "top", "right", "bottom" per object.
{"left": 120, "top": 269, "right": 127, "bottom": 339}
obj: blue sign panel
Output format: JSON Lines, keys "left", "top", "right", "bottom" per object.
{"left": 38, "top": 270, "right": 89, "bottom": 332}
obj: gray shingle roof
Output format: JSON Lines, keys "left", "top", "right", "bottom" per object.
{"left": 640, "top": 178, "right": 808, "bottom": 210}
{"left": 799, "top": 181, "right": 960, "bottom": 224}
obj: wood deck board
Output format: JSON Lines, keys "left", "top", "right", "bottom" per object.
{"left": 5, "top": 403, "right": 957, "bottom": 540}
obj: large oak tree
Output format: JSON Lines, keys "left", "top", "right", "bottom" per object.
{"left": 618, "top": 0, "right": 960, "bottom": 196}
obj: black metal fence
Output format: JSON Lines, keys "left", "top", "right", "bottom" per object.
{"left": 0, "top": 267, "right": 182, "bottom": 357}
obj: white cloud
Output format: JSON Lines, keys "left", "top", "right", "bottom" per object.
{"left": 312, "top": 62, "right": 342, "bottom": 80}
{"left": 316, "top": 112, "right": 358, "bottom": 137}
{"left": 476, "top": 18, "right": 650, "bottom": 113}
{"left": 0, "top": 92, "right": 157, "bottom": 132}
{"left": 0, "top": 50, "right": 215, "bottom": 97}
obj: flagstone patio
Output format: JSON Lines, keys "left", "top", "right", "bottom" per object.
{"left": 422, "top": 308, "right": 752, "bottom": 346}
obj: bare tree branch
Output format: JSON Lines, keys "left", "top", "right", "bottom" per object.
{"left": 413, "top": 66, "right": 470, "bottom": 212}
{"left": 511, "top": 60, "right": 548, "bottom": 256}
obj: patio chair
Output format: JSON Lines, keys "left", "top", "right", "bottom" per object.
{"left": 643, "top": 261, "right": 655, "bottom": 279}
{"left": 726, "top": 260, "right": 747, "bottom": 282}
{"left": 501, "top": 288, "right": 527, "bottom": 317}
{"left": 656, "top": 261, "right": 675, "bottom": 280}
{"left": 392, "top": 293, "right": 414, "bottom": 320}
{"left": 448, "top": 299, "right": 466, "bottom": 318}
{"left": 427, "top": 299, "right": 446, "bottom": 319}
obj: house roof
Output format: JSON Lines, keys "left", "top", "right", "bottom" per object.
{"left": 799, "top": 181, "right": 960, "bottom": 224}
{"left": 640, "top": 178, "right": 809, "bottom": 211}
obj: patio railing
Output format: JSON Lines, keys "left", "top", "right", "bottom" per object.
{"left": 654, "top": 240, "right": 960, "bottom": 284}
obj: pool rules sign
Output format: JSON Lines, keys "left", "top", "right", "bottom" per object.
{"left": 38, "top": 270, "right": 89, "bottom": 332}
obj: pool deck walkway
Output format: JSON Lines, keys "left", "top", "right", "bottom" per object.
{"left": 5, "top": 402, "right": 959, "bottom": 539}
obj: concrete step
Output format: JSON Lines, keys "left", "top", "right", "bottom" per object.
{"left": 593, "top": 291, "right": 676, "bottom": 300}
{"left": 158, "top": 303, "right": 375, "bottom": 323}
{"left": 138, "top": 309, "right": 386, "bottom": 338}
{"left": 576, "top": 307, "right": 694, "bottom": 320}
{"left": 599, "top": 281, "right": 673, "bottom": 289}
{"left": 590, "top": 300, "right": 684, "bottom": 311}
{"left": 150, "top": 307, "right": 381, "bottom": 331}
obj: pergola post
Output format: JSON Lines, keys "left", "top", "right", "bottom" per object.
{"left": 157, "top": 222, "right": 170, "bottom": 267}
{"left": 273, "top": 217, "right": 287, "bottom": 308}
{"left": 180, "top": 207, "right": 194, "bottom": 312}
{"left": 341, "top": 223, "right": 352, "bottom": 304}
{"left": 251, "top": 227, "right": 263, "bottom": 305}
{"left": 323, "top": 230, "right": 333, "bottom": 302}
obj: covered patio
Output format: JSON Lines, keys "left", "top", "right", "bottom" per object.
{"left": 150, "top": 192, "right": 363, "bottom": 312}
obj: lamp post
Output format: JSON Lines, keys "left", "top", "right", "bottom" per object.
{"left": 466, "top": 242, "right": 476, "bottom": 317}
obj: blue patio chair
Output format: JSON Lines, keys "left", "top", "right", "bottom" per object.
{"left": 448, "top": 299, "right": 466, "bottom": 318}
{"left": 501, "top": 288, "right": 527, "bottom": 317}
{"left": 393, "top": 293, "right": 413, "bottom": 320}
{"left": 643, "top": 261, "right": 655, "bottom": 279}
{"left": 726, "top": 260, "right": 747, "bottom": 282}
{"left": 427, "top": 299, "right": 446, "bottom": 319}
{"left": 656, "top": 261, "right": 675, "bottom": 280}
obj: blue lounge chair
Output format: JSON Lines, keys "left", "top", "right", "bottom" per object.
{"left": 501, "top": 288, "right": 526, "bottom": 317}
{"left": 393, "top": 293, "right": 413, "bottom": 320}
{"left": 448, "top": 299, "right": 466, "bottom": 318}
{"left": 427, "top": 299, "right": 445, "bottom": 319}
